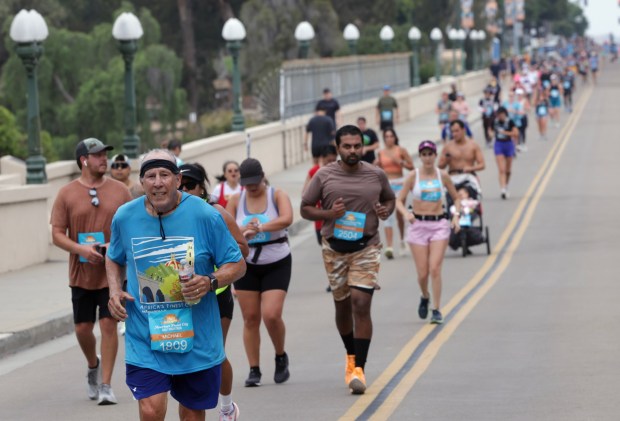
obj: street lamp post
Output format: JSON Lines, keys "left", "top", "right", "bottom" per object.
{"left": 379, "top": 25, "right": 394, "bottom": 53}
{"left": 457, "top": 29, "right": 466, "bottom": 75}
{"left": 222, "top": 18, "right": 246, "bottom": 132}
{"left": 9, "top": 9, "right": 48, "bottom": 184}
{"left": 448, "top": 28, "right": 458, "bottom": 77}
{"left": 294, "top": 21, "right": 314, "bottom": 59}
{"left": 430, "top": 28, "right": 443, "bottom": 82}
{"left": 408, "top": 26, "right": 422, "bottom": 87}
{"left": 479, "top": 30, "right": 487, "bottom": 70}
{"left": 343, "top": 23, "right": 360, "bottom": 55}
{"left": 112, "top": 12, "right": 143, "bottom": 159}
{"left": 470, "top": 30, "right": 479, "bottom": 70}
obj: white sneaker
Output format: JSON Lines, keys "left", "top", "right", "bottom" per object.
{"left": 117, "top": 321, "right": 126, "bottom": 336}
{"left": 219, "top": 402, "right": 240, "bottom": 421}
{"left": 384, "top": 247, "right": 394, "bottom": 260}
{"left": 399, "top": 242, "right": 408, "bottom": 257}
{"left": 87, "top": 355, "right": 101, "bottom": 400}
{"left": 97, "top": 384, "right": 118, "bottom": 405}
{"left": 501, "top": 188, "right": 507, "bottom": 200}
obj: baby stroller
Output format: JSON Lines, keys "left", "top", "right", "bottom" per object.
{"left": 446, "top": 174, "right": 491, "bottom": 257}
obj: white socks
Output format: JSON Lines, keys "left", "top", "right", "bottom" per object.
{"left": 220, "top": 393, "right": 233, "bottom": 413}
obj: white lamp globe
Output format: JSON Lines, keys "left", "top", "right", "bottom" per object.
{"left": 343, "top": 23, "right": 360, "bottom": 41}
{"left": 430, "top": 28, "right": 443, "bottom": 41}
{"left": 294, "top": 21, "right": 315, "bottom": 41}
{"left": 112, "top": 12, "right": 144, "bottom": 41}
{"left": 10, "top": 9, "right": 49, "bottom": 43}
{"left": 379, "top": 25, "right": 395, "bottom": 41}
{"left": 222, "top": 18, "right": 246, "bottom": 41}
{"left": 408, "top": 26, "right": 421, "bottom": 41}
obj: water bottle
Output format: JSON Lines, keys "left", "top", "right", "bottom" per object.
{"left": 179, "top": 259, "right": 200, "bottom": 305}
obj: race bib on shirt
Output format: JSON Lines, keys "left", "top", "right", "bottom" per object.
{"left": 537, "top": 106, "right": 548, "bottom": 116}
{"left": 420, "top": 179, "right": 442, "bottom": 202}
{"left": 242, "top": 214, "right": 271, "bottom": 244}
{"left": 381, "top": 110, "right": 393, "bottom": 121}
{"left": 148, "top": 306, "right": 194, "bottom": 353}
{"left": 334, "top": 211, "right": 366, "bottom": 241}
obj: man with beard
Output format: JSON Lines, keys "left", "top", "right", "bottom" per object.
{"left": 301, "top": 125, "right": 395, "bottom": 395}
{"left": 50, "top": 138, "right": 132, "bottom": 405}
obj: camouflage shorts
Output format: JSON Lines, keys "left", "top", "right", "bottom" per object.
{"left": 321, "top": 239, "right": 381, "bottom": 301}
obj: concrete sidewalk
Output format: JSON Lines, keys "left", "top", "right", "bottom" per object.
{"left": 0, "top": 97, "right": 481, "bottom": 359}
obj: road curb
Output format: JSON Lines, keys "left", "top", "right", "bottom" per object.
{"left": 0, "top": 314, "right": 74, "bottom": 359}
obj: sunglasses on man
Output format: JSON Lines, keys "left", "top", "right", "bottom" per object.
{"left": 111, "top": 162, "right": 129, "bottom": 170}
{"left": 89, "top": 188, "right": 100, "bottom": 207}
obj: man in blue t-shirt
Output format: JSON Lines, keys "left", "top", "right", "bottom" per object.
{"left": 106, "top": 149, "right": 246, "bottom": 419}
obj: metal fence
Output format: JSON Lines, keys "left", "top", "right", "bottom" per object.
{"left": 277, "top": 53, "right": 411, "bottom": 120}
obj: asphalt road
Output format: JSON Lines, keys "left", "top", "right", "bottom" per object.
{"left": 0, "top": 68, "right": 618, "bottom": 421}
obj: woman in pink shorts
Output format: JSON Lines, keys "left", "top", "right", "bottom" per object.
{"left": 395, "top": 140, "right": 461, "bottom": 324}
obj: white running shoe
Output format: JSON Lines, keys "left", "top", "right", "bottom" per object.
{"left": 117, "top": 321, "right": 126, "bottom": 336}
{"left": 97, "top": 384, "right": 118, "bottom": 405}
{"left": 399, "top": 241, "right": 408, "bottom": 257}
{"left": 87, "top": 355, "right": 101, "bottom": 400}
{"left": 220, "top": 402, "right": 240, "bottom": 421}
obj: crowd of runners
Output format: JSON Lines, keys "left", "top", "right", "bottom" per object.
{"left": 49, "top": 38, "right": 607, "bottom": 420}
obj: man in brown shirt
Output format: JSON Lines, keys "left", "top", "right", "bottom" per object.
{"left": 50, "top": 138, "right": 131, "bottom": 405}
{"left": 301, "top": 125, "right": 395, "bottom": 395}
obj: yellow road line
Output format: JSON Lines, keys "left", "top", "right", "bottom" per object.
{"left": 340, "top": 84, "right": 593, "bottom": 421}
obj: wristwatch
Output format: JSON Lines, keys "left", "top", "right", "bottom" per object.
{"left": 207, "top": 274, "right": 219, "bottom": 292}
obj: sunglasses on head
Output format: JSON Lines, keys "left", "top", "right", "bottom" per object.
{"left": 180, "top": 180, "right": 198, "bottom": 190}
{"left": 89, "top": 188, "right": 100, "bottom": 207}
{"left": 111, "top": 162, "right": 129, "bottom": 170}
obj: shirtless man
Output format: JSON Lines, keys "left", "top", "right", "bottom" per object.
{"left": 438, "top": 119, "right": 485, "bottom": 192}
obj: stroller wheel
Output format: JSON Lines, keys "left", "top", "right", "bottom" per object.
{"left": 461, "top": 231, "right": 468, "bottom": 258}
{"left": 485, "top": 226, "right": 491, "bottom": 255}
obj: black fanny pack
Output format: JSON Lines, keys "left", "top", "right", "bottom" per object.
{"left": 328, "top": 236, "right": 371, "bottom": 254}
{"left": 249, "top": 236, "right": 288, "bottom": 263}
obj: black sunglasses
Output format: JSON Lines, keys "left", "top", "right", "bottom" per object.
{"left": 89, "top": 188, "right": 99, "bottom": 207}
{"left": 180, "top": 180, "right": 198, "bottom": 190}
{"left": 111, "top": 162, "right": 129, "bottom": 170}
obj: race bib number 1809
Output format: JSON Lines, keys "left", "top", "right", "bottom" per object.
{"left": 148, "top": 307, "right": 194, "bottom": 353}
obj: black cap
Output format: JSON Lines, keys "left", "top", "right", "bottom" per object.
{"left": 239, "top": 158, "right": 264, "bottom": 186}
{"left": 179, "top": 163, "right": 204, "bottom": 182}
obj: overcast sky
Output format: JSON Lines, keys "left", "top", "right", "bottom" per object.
{"left": 582, "top": 0, "right": 620, "bottom": 40}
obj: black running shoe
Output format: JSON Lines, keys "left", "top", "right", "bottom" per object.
{"left": 274, "top": 353, "right": 290, "bottom": 384}
{"left": 245, "top": 367, "right": 262, "bottom": 387}
{"left": 418, "top": 296, "right": 430, "bottom": 319}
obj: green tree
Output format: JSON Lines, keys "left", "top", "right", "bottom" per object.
{"left": 0, "top": 105, "right": 25, "bottom": 158}
{"left": 0, "top": 3, "right": 188, "bottom": 161}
